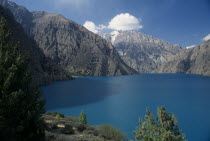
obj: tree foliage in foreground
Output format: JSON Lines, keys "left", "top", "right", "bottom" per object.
{"left": 0, "top": 9, "right": 45, "bottom": 141}
{"left": 134, "top": 106, "right": 186, "bottom": 141}
{"left": 79, "top": 111, "right": 87, "bottom": 124}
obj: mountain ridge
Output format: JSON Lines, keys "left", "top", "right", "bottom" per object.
{"left": 0, "top": 5, "right": 71, "bottom": 86}
{"left": 100, "top": 30, "right": 182, "bottom": 73}
{"left": 1, "top": 0, "right": 136, "bottom": 77}
{"left": 1, "top": 0, "right": 209, "bottom": 77}
{"left": 154, "top": 40, "right": 210, "bottom": 76}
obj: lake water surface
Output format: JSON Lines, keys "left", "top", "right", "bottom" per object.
{"left": 41, "top": 74, "right": 210, "bottom": 141}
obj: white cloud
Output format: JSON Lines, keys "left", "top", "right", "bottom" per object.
{"left": 98, "top": 24, "right": 107, "bottom": 30}
{"left": 203, "top": 34, "right": 210, "bottom": 41}
{"left": 83, "top": 13, "right": 142, "bottom": 34}
{"left": 83, "top": 21, "right": 99, "bottom": 34}
{"left": 108, "top": 13, "right": 142, "bottom": 31}
{"left": 83, "top": 21, "right": 107, "bottom": 33}
{"left": 186, "top": 45, "right": 196, "bottom": 49}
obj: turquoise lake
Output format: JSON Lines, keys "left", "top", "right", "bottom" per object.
{"left": 41, "top": 74, "right": 210, "bottom": 140}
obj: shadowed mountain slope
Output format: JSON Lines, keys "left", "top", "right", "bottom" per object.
{"left": 2, "top": 0, "right": 136, "bottom": 76}
{"left": 0, "top": 5, "right": 71, "bottom": 86}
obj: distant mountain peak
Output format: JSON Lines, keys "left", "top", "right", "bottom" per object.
{"left": 186, "top": 45, "right": 196, "bottom": 49}
{"left": 99, "top": 30, "right": 182, "bottom": 73}
{"left": 110, "top": 31, "right": 120, "bottom": 43}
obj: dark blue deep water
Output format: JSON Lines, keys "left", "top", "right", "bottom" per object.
{"left": 41, "top": 74, "right": 210, "bottom": 141}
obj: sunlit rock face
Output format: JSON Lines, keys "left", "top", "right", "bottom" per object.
{"left": 101, "top": 31, "right": 182, "bottom": 73}
{"left": 2, "top": 0, "right": 136, "bottom": 77}
{"left": 155, "top": 40, "right": 210, "bottom": 76}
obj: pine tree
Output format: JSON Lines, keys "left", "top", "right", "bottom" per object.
{"left": 79, "top": 111, "right": 87, "bottom": 124}
{"left": 134, "top": 106, "right": 186, "bottom": 141}
{"left": 0, "top": 8, "right": 45, "bottom": 141}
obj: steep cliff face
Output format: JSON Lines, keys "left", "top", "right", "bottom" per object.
{"left": 3, "top": 1, "right": 136, "bottom": 76}
{"left": 155, "top": 40, "right": 210, "bottom": 76}
{"left": 101, "top": 31, "right": 182, "bottom": 73}
{"left": 0, "top": 5, "right": 71, "bottom": 86}
{"left": 30, "top": 12, "right": 136, "bottom": 76}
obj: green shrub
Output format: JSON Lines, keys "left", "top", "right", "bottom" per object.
{"left": 79, "top": 112, "right": 87, "bottom": 124}
{"left": 133, "top": 106, "right": 186, "bottom": 141}
{"left": 46, "top": 112, "right": 56, "bottom": 116}
{"left": 56, "top": 113, "right": 65, "bottom": 119}
{"left": 46, "top": 112, "right": 64, "bottom": 118}
{"left": 97, "top": 124, "right": 126, "bottom": 141}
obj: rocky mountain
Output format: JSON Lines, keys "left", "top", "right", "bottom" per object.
{"left": 2, "top": 0, "right": 136, "bottom": 76}
{"left": 101, "top": 31, "right": 182, "bottom": 73}
{"left": 155, "top": 40, "right": 210, "bottom": 76}
{"left": 0, "top": 5, "right": 71, "bottom": 86}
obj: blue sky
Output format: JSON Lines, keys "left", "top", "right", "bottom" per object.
{"left": 10, "top": 0, "right": 210, "bottom": 47}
